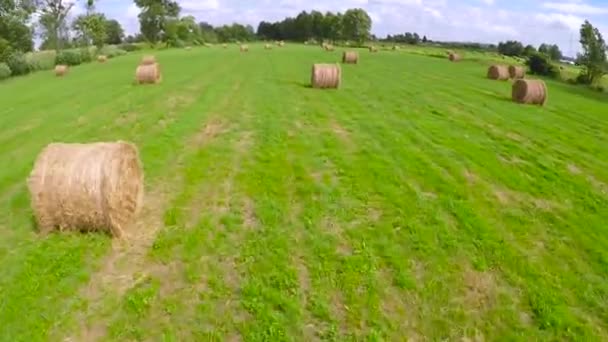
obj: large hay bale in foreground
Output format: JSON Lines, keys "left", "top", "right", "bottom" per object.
{"left": 141, "top": 55, "right": 156, "bottom": 65}
{"left": 512, "top": 79, "right": 547, "bottom": 106}
{"left": 135, "top": 63, "right": 161, "bottom": 84}
{"left": 487, "top": 65, "right": 510, "bottom": 80}
{"left": 509, "top": 65, "right": 525, "bottom": 79}
{"left": 311, "top": 63, "right": 341, "bottom": 89}
{"left": 97, "top": 55, "right": 107, "bottom": 63}
{"left": 240, "top": 44, "right": 249, "bottom": 52}
{"left": 55, "top": 65, "right": 68, "bottom": 77}
{"left": 448, "top": 53, "right": 461, "bottom": 62}
{"left": 342, "top": 51, "right": 359, "bottom": 64}
{"left": 28, "top": 141, "right": 144, "bottom": 238}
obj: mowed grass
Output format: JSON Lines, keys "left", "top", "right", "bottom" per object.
{"left": 0, "top": 43, "right": 607, "bottom": 341}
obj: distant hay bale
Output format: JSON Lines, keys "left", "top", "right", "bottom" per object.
{"left": 141, "top": 55, "right": 156, "bottom": 65}
{"left": 509, "top": 65, "right": 525, "bottom": 79}
{"left": 278, "top": 41, "right": 285, "bottom": 47}
{"left": 55, "top": 65, "right": 68, "bottom": 77}
{"left": 392, "top": 45, "right": 399, "bottom": 51}
{"left": 311, "top": 63, "right": 341, "bottom": 89}
{"left": 448, "top": 53, "right": 461, "bottom": 62}
{"left": 325, "top": 44, "right": 334, "bottom": 51}
{"left": 28, "top": 141, "right": 144, "bottom": 238}
{"left": 135, "top": 63, "right": 161, "bottom": 84}
{"left": 222, "top": 43, "right": 228, "bottom": 49}
{"left": 512, "top": 79, "right": 547, "bottom": 106}
{"left": 487, "top": 65, "right": 510, "bottom": 80}
{"left": 240, "top": 44, "right": 249, "bottom": 52}
{"left": 342, "top": 51, "right": 359, "bottom": 64}
{"left": 265, "top": 43, "right": 272, "bottom": 50}
{"left": 185, "top": 46, "right": 192, "bottom": 50}
{"left": 97, "top": 55, "right": 107, "bottom": 63}
{"left": 369, "top": 46, "right": 378, "bottom": 52}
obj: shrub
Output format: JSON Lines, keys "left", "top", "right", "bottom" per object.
{"left": 55, "top": 50, "right": 82, "bottom": 66}
{"left": 526, "top": 53, "right": 559, "bottom": 78}
{"left": 100, "top": 46, "right": 127, "bottom": 58}
{"left": 576, "top": 73, "right": 592, "bottom": 85}
{"left": 118, "top": 43, "right": 140, "bottom": 52}
{"left": 6, "top": 52, "right": 31, "bottom": 76}
{"left": 0, "top": 63, "right": 11, "bottom": 80}
{"left": 79, "top": 48, "right": 93, "bottom": 63}
{"left": 0, "top": 38, "right": 12, "bottom": 62}
{"left": 26, "top": 50, "right": 56, "bottom": 71}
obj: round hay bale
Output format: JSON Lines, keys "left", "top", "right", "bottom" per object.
{"left": 369, "top": 46, "right": 378, "bottom": 53}
{"left": 311, "top": 63, "right": 341, "bottom": 89}
{"left": 265, "top": 43, "right": 272, "bottom": 50}
{"left": 55, "top": 65, "right": 68, "bottom": 77}
{"left": 240, "top": 44, "right": 249, "bottom": 52}
{"left": 342, "top": 51, "right": 359, "bottom": 64}
{"left": 509, "top": 65, "right": 525, "bottom": 79}
{"left": 135, "top": 63, "right": 161, "bottom": 84}
{"left": 278, "top": 41, "right": 285, "bottom": 47}
{"left": 97, "top": 55, "right": 108, "bottom": 63}
{"left": 512, "top": 79, "right": 547, "bottom": 106}
{"left": 141, "top": 55, "right": 156, "bottom": 65}
{"left": 487, "top": 65, "right": 510, "bottom": 80}
{"left": 392, "top": 45, "right": 399, "bottom": 51}
{"left": 27, "top": 141, "right": 144, "bottom": 238}
{"left": 185, "top": 46, "right": 192, "bottom": 50}
{"left": 222, "top": 43, "right": 228, "bottom": 49}
{"left": 448, "top": 53, "right": 461, "bottom": 62}
{"left": 325, "top": 44, "right": 334, "bottom": 52}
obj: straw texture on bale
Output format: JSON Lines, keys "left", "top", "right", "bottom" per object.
{"left": 512, "top": 79, "right": 547, "bottom": 106}
{"left": 311, "top": 64, "right": 341, "bottom": 89}
{"left": 28, "top": 141, "right": 144, "bottom": 238}
{"left": 97, "top": 55, "right": 107, "bottom": 63}
{"left": 55, "top": 65, "right": 68, "bottom": 76}
{"left": 487, "top": 65, "right": 510, "bottom": 80}
{"left": 509, "top": 65, "right": 525, "bottom": 79}
{"left": 240, "top": 44, "right": 249, "bottom": 52}
{"left": 342, "top": 51, "right": 359, "bottom": 64}
{"left": 135, "top": 63, "right": 161, "bottom": 84}
{"left": 141, "top": 55, "right": 156, "bottom": 65}
{"left": 448, "top": 53, "right": 461, "bottom": 62}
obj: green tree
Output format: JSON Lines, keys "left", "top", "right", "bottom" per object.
{"left": 38, "top": 0, "right": 75, "bottom": 51}
{"left": 104, "top": 19, "right": 124, "bottom": 44}
{"left": 497, "top": 40, "right": 524, "bottom": 56}
{"left": 72, "top": 13, "right": 106, "bottom": 48}
{"left": 523, "top": 44, "right": 537, "bottom": 56}
{"left": 341, "top": 8, "right": 372, "bottom": 44}
{"left": 548, "top": 44, "right": 562, "bottom": 61}
{"left": 578, "top": 20, "right": 607, "bottom": 85}
{"left": 322, "top": 11, "right": 342, "bottom": 42}
{"left": 133, "top": 0, "right": 180, "bottom": 44}
{"left": 0, "top": 0, "right": 38, "bottom": 56}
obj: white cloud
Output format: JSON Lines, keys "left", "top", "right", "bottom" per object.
{"left": 542, "top": 1, "right": 608, "bottom": 15}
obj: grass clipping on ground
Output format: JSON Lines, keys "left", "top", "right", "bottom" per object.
{"left": 27, "top": 141, "right": 144, "bottom": 238}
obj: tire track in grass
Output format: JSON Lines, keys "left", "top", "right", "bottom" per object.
{"left": 61, "top": 77, "right": 244, "bottom": 342}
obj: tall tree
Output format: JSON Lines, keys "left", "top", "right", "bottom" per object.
{"left": 578, "top": 20, "right": 607, "bottom": 84}
{"left": 497, "top": 40, "right": 524, "bottom": 56}
{"left": 341, "top": 8, "right": 371, "bottom": 44}
{"left": 104, "top": 19, "right": 124, "bottom": 44}
{"left": 72, "top": 13, "right": 106, "bottom": 48}
{"left": 133, "top": 0, "right": 180, "bottom": 44}
{"left": 38, "top": 0, "right": 75, "bottom": 51}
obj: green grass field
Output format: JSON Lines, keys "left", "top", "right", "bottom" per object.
{"left": 1, "top": 43, "right": 607, "bottom": 341}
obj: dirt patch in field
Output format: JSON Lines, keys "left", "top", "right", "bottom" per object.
{"left": 242, "top": 197, "right": 257, "bottom": 229}
{"left": 166, "top": 94, "right": 197, "bottom": 114}
{"left": 506, "top": 132, "right": 525, "bottom": 142}
{"left": 460, "top": 266, "right": 498, "bottom": 312}
{"left": 567, "top": 164, "right": 582, "bottom": 175}
{"left": 498, "top": 155, "right": 528, "bottom": 165}
{"left": 330, "top": 120, "right": 351, "bottom": 144}
{"left": 567, "top": 164, "right": 607, "bottom": 195}
{"left": 191, "top": 119, "right": 228, "bottom": 147}
{"left": 114, "top": 112, "right": 138, "bottom": 126}
{"left": 463, "top": 169, "right": 479, "bottom": 185}
{"left": 492, "top": 185, "right": 567, "bottom": 211}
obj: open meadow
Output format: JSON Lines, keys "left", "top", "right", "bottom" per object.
{"left": 0, "top": 43, "right": 607, "bottom": 341}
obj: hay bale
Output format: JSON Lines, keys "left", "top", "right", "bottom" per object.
{"left": 278, "top": 41, "right": 285, "bottom": 47}
{"left": 311, "top": 63, "right": 341, "bottom": 89}
{"left": 509, "top": 65, "right": 525, "bottom": 79}
{"left": 222, "top": 43, "right": 228, "bottom": 49}
{"left": 487, "top": 65, "right": 510, "bottom": 80}
{"left": 342, "top": 51, "right": 359, "bottom": 64}
{"left": 97, "top": 55, "right": 107, "bottom": 63}
{"left": 512, "top": 79, "right": 547, "bottom": 106}
{"left": 325, "top": 44, "right": 334, "bottom": 52}
{"left": 392, "top": 45, "right": 399, "bottom": 51}
{"left": 265, "top": 43, "right": 272, "bottom": 50}
{"left": 185, "top": 46, "right": 192, "bottom": 50}
{"left": 369, "top": 46, "right": 378, "bottom": 53}
{"left": 135, "top": 63, "right": 161, "bottom": 84}
{"left": 141, "top": 55, "right": 156, "bottom": 65}
{"left": 448, "top": 53, "right": 461, "bottom": 62}
{"left": 240, "top": 44, "right": 249, "bottom": 52}
{"left": 55, "top": 65, "right": 68, "bottom": 77}
{"left": 28, "top": 141, "right": 144, "bottom": 238}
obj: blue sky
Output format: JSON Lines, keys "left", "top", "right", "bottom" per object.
{"left": 83, "top": 0, "right": 608, "bottom": 56}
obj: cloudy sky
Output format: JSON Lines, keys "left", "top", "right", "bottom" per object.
{"left": 86, "top": 0, "right": 608, "bottom": 57}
